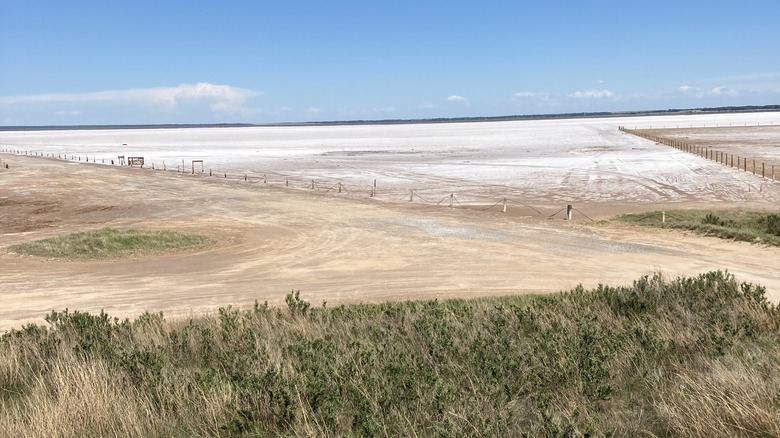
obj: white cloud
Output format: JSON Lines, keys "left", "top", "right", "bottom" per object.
{"left": 710, "top": 86, "right": 738, "bottom": 96}
{"left": 419, "top": 102, "right": 436, "bottom": 109}
{"left": 55, "top": 110, "right": 81, "bottom": 116}
{"left": 706, "top": 72, "right": 780, "bottom": 85}
{"left": 681, "top": 85, "right": 740, "bottom": 98}
{"left": 567, "top": 89, "right": 615, "bottom": 99}
{"left": 510, "top": 92, "right": 561, "bottom": 108}
{"left": 677, "top": 73, "right": 779, "bottom": 97}
{"left": 307, "top": 107, "right": 321, "bottom": 113}
{"left": 373, "top": 107, "right": 396, "bottom": 113}
{"left": 447, "top": 95, "right": 467, "bottom": 102}
{"left": 0, "top": 82, "right": 262, "bottom": 115}
{"left": 512, "top": 91, "right": 555, "bottom": 103}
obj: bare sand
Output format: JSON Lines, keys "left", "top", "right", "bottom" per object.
{"left": 1, "top": 149, "right": 778, "bottom": 331}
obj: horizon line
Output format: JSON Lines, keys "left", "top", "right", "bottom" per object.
{"left": 1, "top": 104, "right": 779, "bottom": 131}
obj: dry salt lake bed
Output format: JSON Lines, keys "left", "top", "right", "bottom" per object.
{"left": 1, "top": 112, "right": 779, "bottom": 329}
{"left": 3, "top": 111, "right": 780, "bottom": 209}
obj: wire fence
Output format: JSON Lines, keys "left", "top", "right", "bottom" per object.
{"left": 619, "top": 126, "right": 778, "bottom": 182}
{"left": 2, "top": 147, "right": 600, "bottom": 220}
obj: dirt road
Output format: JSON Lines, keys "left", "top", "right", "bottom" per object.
{"left": 1, "top": 154, "right": 779, "bottom": 331}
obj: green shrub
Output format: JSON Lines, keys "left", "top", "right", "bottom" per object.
{"left": 617, "top": 210, "right": 780, "bottom": 245}
{"left": 763, "top": 213, "right": 780, "bottom": 236}
{"left": 8, "top": 227, "right": 212, "bottom": 259}
{"left": 2, "top": 272, "right": 779, "bottom": 436}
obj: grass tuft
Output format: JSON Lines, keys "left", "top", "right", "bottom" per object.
{"left": 616, "top": 210, "right": 780, "bottom": 245}
{"left": 8, "top": 227, "right": 212, "bottom": 259}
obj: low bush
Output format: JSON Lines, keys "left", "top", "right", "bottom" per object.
{"left": 7, "top": 227, "right": 212, "bottom": 259}
{"left": 762, "top": 213, "right": 780, "bottom": 236}
{"left": 617, "top": 210, "right": 780, "bottom": 245}
{"left": 1, "top": 273, "right": 779, "bottom": 436}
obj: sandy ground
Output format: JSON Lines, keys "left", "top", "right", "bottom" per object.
{"left": 1, "top": 149, "right": 779, "bottom": 331}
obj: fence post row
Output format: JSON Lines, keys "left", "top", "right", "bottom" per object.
{"left": 3, "top": 133, "right": 776, "bottom": 194}
{"left": 620, "top": 127, "right": 776, "bottom": 182}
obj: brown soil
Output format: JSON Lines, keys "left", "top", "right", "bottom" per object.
{"left": 1, "top": 154, "right": 779, "bottom": 331}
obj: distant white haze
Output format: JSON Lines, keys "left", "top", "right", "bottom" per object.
{"left": 1, "top": 80, "right": 778, "bottom": 126}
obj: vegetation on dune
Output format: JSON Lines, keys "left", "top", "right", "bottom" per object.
{"left": 7, "top": 227, "right": 212, "bottom": 259}
{"left": 617, "top": 210, "right": 780, "bottom": 246}
{"left": 2, "top": 272, "right": 780, "bottom": 436}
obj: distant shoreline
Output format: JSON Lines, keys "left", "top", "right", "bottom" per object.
{"left": 1, "top": 104, "right": 778, "bottom": 131}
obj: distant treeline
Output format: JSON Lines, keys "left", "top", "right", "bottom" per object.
{"left": 2, "top": 104, "right": 779, "bottom": 131}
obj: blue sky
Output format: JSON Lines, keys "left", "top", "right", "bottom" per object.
{"left": 1, "top": 1, "right": 779, "bottom": 125}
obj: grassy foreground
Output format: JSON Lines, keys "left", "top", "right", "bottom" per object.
{"left": 2, "top": 272, "right": 780, "bottom": 437}
{"left": 617, "top": 210, "right": 780, "bottom": 246}
{"left": 8, "top": 227, "right": 212, "bottom": 259}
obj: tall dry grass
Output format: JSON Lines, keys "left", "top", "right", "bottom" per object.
{"left": 653, "top": 354, "right": 780, "bottom": 437}
{"left": 1, "top": 272, "right": 779, "bottom": 436}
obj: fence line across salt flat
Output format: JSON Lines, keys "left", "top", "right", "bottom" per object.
{"left": 619, "top": 127, "right": 778, "bottom": 183}
{"left": 2, "top": 140, "right": 776, "bottom": 222}
{"left": 1, "top": 147, "right": 578, "bottom": 220}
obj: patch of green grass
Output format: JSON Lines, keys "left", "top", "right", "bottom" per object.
{"left": 616, "top": 210, "right": 780, "bottom": 245}
{"left": 8, "top": 227, "right": 212, "bottom": 259}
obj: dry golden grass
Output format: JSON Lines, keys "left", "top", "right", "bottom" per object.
{"left": 1, "top": 353, "right": 150, "bottom": 437}
{"left": 653, "top": 355, "right": 780, "bottom": 437}
{"left": 1, "top": 272, "right": 779, "bottom": 436}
